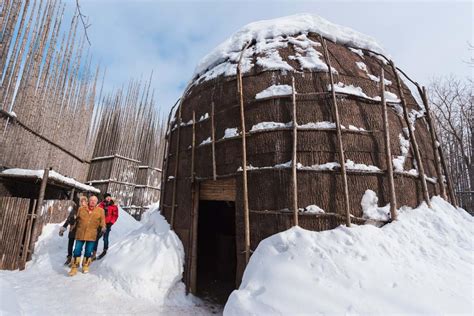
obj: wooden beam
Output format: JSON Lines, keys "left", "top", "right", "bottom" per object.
{"left": 170, "top": 102, "right": 183, "bottom": 228}
{"left": 191, "top": 111, "right": 196, "bottom": 183}
{"left": 237, "top": 41, "right": 251, "bottom": 264}
{"left": 20, "top": 167, "right": 49, "bottom": 269}
{"left": 211, "top": 101, "right": 217, "bottom": 181}
{"left": 390, "top": 61, "right": 431, "bottom": 208}
{"left": 291, "top": 76, "right": 299, "bottom": 226}
{"left": 189, "top": 181, "right": 199, "bottom": 294}
{"left": 419, "top": 86, "right": 449, "bottom": 201}
{"left": 199, "top": 178, "right": 236, "bottom": 201}
{"left": 321, "top": 37, "right": 351, "bottom": 227}
{"left": 380, "top": 68, "right": 397, "bottom": 220}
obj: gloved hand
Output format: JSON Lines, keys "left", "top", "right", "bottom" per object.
{"left": 59, "top": 227, "right": 66, "bottom": 237}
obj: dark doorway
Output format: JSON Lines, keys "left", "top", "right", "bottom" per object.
{"left": 197, "top": 200, "right": 236, "bottom": 304}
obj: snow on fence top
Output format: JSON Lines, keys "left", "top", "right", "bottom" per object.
{"left": 1, "top": 168, "right": 100, "bottom": 193}
{"left": 192, "top": 14, "right": 386, "bottom": 83}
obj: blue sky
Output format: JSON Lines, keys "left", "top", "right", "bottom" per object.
{"left": 75, "top": 0, "right": 473, "bottom": 114}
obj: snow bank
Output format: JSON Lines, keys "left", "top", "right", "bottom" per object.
{"left": 225, "top": 197, "right": 473, "bottom": 315}
{"left": 98, "top": 210, "right": 185, "bottom": 303}
{"left": 361, "top": 189, "right": 390, "bottom": 221}
{"left": 255, "top": 84, "right": 293, "bottom": 99}
{"left": 0, "top": 278, "right": 22, "bottom": 314}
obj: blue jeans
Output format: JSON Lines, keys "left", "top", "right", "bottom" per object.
{"left": 94, "top": 225, "right": 111, "bottom": 252}
{"left": 73, "top": 240, "right": 96, "bottom": 258}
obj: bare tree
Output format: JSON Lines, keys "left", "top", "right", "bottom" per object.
{"left": 429, "top": 75, "right": 473, "bottom": 213}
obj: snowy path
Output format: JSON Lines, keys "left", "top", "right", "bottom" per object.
{"left": 0, "top": 210, "right": 222, "bottom": 315}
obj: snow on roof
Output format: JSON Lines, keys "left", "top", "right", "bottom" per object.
{"left": 192, "top": 14, "right": 386, "bottom": 83}
{"left": 1, "top": 168, "right": 100, "bottom": 193}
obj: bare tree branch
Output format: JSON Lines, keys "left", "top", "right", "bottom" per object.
{"left": 75, "top": 0, "right": 91, "bottom": 45}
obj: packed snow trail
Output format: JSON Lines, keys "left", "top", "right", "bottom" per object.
{"left": 0, "top": 208, "right": 221, "bottom": 315}
{"left": 225, "top": 196, "right": 474, "bottom": 315}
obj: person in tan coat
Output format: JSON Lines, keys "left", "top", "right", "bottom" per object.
{"left": 69, "top": 195, "right": 106, "bottom": 276}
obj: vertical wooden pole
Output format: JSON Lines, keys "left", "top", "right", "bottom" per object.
{"left": 380, "top": 68, "right": 397, "bottom": 220}
{"left": 170, "top": 103, "right": 183, "bottom": 228}
{"left": 390, "top": 61, "right": 432, "bottom": 208}
{"left": 419, "top": 86, "right": 449, "bottom": 201}
{"left": 321, "top": 37, "right": 351, "bottom": 227}
{"left": 189, "top": 181, "right": 199, "bottom": 294}
{"left": 211, "top": 101, "right": 217, "bottom": 181}
{"left": 291, "top": 76, "right": 299, "bottom": 226}
{"left": 21, "top": 168, "right": 49, "bottom": 269}
{"left": 159, "top": 99, "right": 179, "bottom": 212}
{"left": 191, "top": 111, "right": 196, "bottom": 183}
{"left": 69, "top": 188, "right": 75, "bottom": 201}
{"left": 237, "top": 41, "right": 251, "bottom": 264}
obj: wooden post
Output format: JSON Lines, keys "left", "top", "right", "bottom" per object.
{"left": 191, "top": 110, "right": 196, "bottom": 183}
{"left": 237, "top": 41, "right": 251, "bottom": 264}
{"left": 211, "top": 101, "right": 217, "bottom": 181}
{"left": 69, "top": 188, "right": 75, "bottom": 201}
{"left": 21, "top": 168, "right": 49, "bottom": 269}
{"left": 159, "top": 99, "right": 179, "bottom": 212}
{"left": 189, "top": 181, "right": 199, "bottom": 294}
{"left": 291, "top": 76, "right": 299, "bottom": 226}
{"left": 390, "top": 61, "right": 432, "bottom": 208}
{"left": 321, "top": 37, "right": 351, "bottom": 227}
{"left": 170, "top": 103, "right": 183, "bottom": 228}
{"left": 419, "top": 86, "right": 449, "bottom": 201}
{"left": 380, "top": 68, "right": 398, "bottom": 220}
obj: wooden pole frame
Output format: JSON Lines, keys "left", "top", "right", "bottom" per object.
{"left": 189, "top": 181, "right": 199, "bottom": 294}
{"left": 321, "top": 37, "right": 351, "bottom": 227}
{"left": 419, "top": 86, "right": 450, "bottom": 201}
{"left": 237, "top": 41, "right": 251, "bottom": 264}
{"left": 291, "top": 76, "right": 299, "bottom": 226}
{"left": 191, "top": 110, "right": 196, "bottom": 183}
{"left": 390, "top": 61, "right": 432, "bottom": 208}
{"left": 211, "top": 101, "right": 217, "bottom": 181}
{"left": 170, "top": 103, "right": 183, "bottom": 228}
{"left": 20, "top": 167, "right": 49, "bottom": 269}
{"left": 159, "top": 99, "right": 179, "bottom": 212}
{"left": 380, "top": 68, "right": 398, "bottom": 220}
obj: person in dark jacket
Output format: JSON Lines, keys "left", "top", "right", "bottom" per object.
{"left": 92, "top": 193, "right": 119, "bottom": 260}
{"left": 59, "top": 195, "right": 88, "bottom": 265}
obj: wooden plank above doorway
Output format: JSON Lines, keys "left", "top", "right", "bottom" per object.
{"left": 199, "top": 178, "right": 236, "bottom": 201}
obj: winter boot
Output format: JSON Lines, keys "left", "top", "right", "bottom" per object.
{"left": 91, "top": 251, "right": 97, "bottom": 262}
{"left": 64, "top": 256, "right": 72, "bottom": 266}
{"left": 97, "top": 249, "right": 107, "bottom": 260}
{"left": 82, "top": 257, "right": 92, "bottom": 274}
{"left": 68, "top": 257, "right": 80, "bottom": 276}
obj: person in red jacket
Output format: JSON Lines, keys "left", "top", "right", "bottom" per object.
{"left": 93, "top": 193, "right": 119, "bottom": 260}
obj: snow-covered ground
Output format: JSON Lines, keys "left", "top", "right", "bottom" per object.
{"left": 1, "top": 198, "right": 472, "bottom": 315}
{"left": 0, "top": 208, "right": 221, "bottom": 316}
{"left": 225, "top": 196, "right": 474, "bottom": 315}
